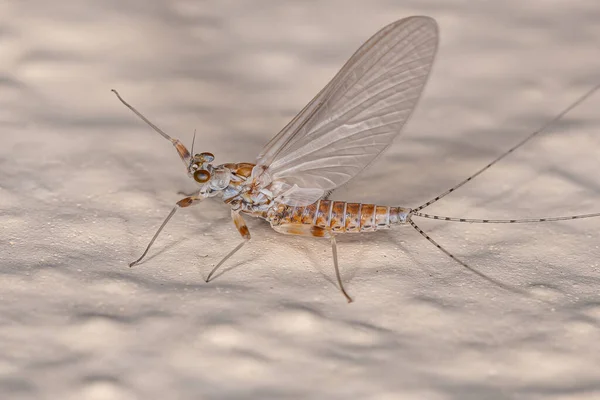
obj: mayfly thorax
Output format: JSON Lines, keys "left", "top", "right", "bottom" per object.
{"left": 112, "top": 16, "right": 600, "bottom": 302}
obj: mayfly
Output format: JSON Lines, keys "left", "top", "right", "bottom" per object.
{"left": 113, "top": 16, "right": 600, "bottom": 302}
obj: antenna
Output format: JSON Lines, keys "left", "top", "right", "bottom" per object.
{"left": 191, "top": 129, "right": 197, "bottom": 158}
{"left": 112, "top": 89, "right": 191, "bottom": 167}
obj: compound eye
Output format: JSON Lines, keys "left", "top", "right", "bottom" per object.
{"left": 193, "top": 169, "right": 211, "bottom": 183}
{"left": 200, "top": 152, "right": 214, "bottom": 162}
{"left": 194, "top": 153, "right": 215, "bottom": 162}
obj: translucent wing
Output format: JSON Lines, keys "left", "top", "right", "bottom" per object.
{"left": 254, "top": 16, "right": 438, "bottom": 206}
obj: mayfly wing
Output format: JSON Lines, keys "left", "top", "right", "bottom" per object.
{"left": 254, "top": 16, "right": 438, "bottom": 206}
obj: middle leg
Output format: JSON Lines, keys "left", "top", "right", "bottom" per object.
{"left": 205, "top": 210, "right": 251, "bottom": 282}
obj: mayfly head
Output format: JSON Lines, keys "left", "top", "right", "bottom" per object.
{"left": 189, "top": 152, "right": 231, "bottom": 194}
{"left": 189, "top": 151, "right": 214, "bottom": 180}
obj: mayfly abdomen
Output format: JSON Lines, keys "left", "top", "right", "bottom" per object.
{"left": 268, "top": 200, "right": 411, "bottom": 236}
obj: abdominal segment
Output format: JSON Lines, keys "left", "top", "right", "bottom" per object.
{"left": 268, "top": 200, "right": 409, "bottom": 237}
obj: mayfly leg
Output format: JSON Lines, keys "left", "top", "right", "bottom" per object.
{"left": 205, "top": 211, "right": 251, "bottom": 282}
{"left": 331, "top": 235, "right": 353, "bottom": 303}
{"left": 129, "top": 207, "right": 176, "bottom": 267}
{"left": 205, "top": 242, "right": 247, "bottom": 282}
{"left": 269, "top": 223, "right": 353, "bottom": 302}
{"left": 111, "top": 89, "right": 192, "bottom": 168}
{"left": 130, "top": 194, "right": 202, "bottom": 267}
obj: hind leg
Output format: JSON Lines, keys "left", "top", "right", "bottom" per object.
{"left": 330, "top": 234, "right": 353, "bottom": 303}
{"left": 272, "top": 224, "right": 353, "bottom": 303}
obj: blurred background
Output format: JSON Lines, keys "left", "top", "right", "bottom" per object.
{"left": 2, "top": 1, "right": 600, "bottom": 399}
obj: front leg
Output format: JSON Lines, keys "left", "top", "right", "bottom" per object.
{"left": 129, "top": 194, "right": 202, "bottom": 267}
{"left": 205, "top": 211, "right": 251, "bottom": 282}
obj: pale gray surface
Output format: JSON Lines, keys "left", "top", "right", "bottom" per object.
{"left": 2, "top": 1, "right": 600, "bottom": 399}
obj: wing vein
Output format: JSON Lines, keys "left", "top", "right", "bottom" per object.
{"left": 254, "top": 17, "right": 438, "bottom": 206}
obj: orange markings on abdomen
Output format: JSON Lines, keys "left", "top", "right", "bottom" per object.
{"left": 269, "top": 200, "right": 400, "bottom": 236}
